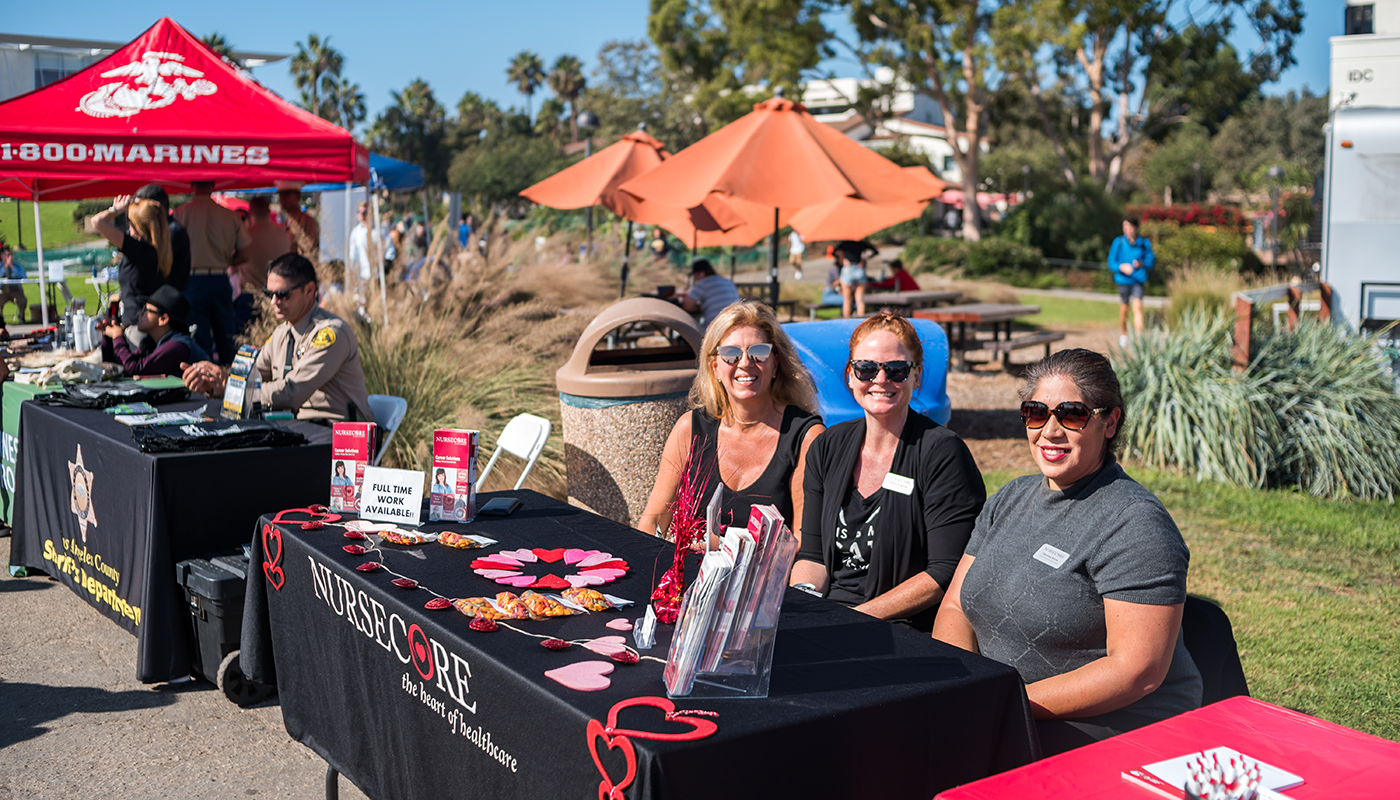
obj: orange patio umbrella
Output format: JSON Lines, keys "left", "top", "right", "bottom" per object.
{"left": 618, "top": 92, "right": 934, "bottom": 302}
{"left": 788, "top": 167, "right": 947, "bottom": 242}
{"left": 520, "top": 127, "right": 746, "bottom": 295}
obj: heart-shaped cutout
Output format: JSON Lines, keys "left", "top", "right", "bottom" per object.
{"left": 582, "top": 636, "right": 628, "bottom": 657}
{"left": 578, "top": 551, "right": 617, "bottom": 567}
{"left": 563, "top": 548, "right": 593, "bottom": 565}
{"left": 545, "top": 660, "right": 614, "bottom": 691}
{"left": 606, "top": 619, "right": 633, "bottom": 631}
{"left": 496, "top": 548, "right": 537, "bottom": 562}
{"left": 261, "top": 524, "right": 285, "bottom": 591}
{"left": 531, "top": 574, "right": 571, "bottom": 590}
{"left": 497, "top": 575, "right": 537, "bottom": 588}
{"left": 605, "top": 696, "right": 719, "bottom": 742}
{"left": 580, "top": 559, "right": 628, "bottom": 572}
{"left": 476, "top": 569, "right": 523, "bottom": 580}
{"left": 566, "top": 573, "right": 606, "bottom": 588}
{"left": 471, "top": 557, "right": 522, "bottom": 569}
{"left": 587, "top": 719, "right": 636, "bottom": 800}
{"left": 532, "top": 548, "right": 566, "bottom": 563}
{"left": 271, "top": 507, "right": 342, "bottom": 526}
{"left": 578, "top": 568, "right": 627, "bottom": 581}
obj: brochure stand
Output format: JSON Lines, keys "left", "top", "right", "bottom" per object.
{"left": 664, "top": 505, "right": 798, "bottom": 699}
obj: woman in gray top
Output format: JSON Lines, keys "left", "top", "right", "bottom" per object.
{"left": 933, "top": 349, "right": 1201, "bottom": 755}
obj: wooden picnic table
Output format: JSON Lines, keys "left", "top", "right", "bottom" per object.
{"left": 807, "top": 289, "right": 963, "bottom": 320}
{"left": 914, "top": 303, "right": 1053, "bottom": 369}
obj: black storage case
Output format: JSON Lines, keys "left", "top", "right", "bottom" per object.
{"left": 174, "top": 554, "right": 248, "bottom": 685}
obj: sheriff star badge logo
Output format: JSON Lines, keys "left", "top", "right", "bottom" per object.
{"left": 68, "top": 445, "right": 98, "bottom": 542}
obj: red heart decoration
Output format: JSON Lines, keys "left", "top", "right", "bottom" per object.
{"left": 531, "top": 573, "right": 572, "bottom": 590}
{"left": 605, "top": 696, "right": 718, "bottom": 742}
{"left": 270, "top": 507, "right": 342, "bottom": 525}
{"left": 532, "top": 548, "right": 567, "bottom": 563}
{"left": 580, "top": 559, "right": 628, "bottom": 573}
{"left": 261, "top": 524, "right": 285, "bottom": 591}
{"left": 586, "top": 719, "right": 636, "bottom": 800}
{"left": 414, "top": 641, "right": 427, "bottom": 661}
{"left": 471, "top": 558, "right": 523, "bottom": 570}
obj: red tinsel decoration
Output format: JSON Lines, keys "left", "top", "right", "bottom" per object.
{"left": 540, "top": 638, "right": 571, "bottom": 650}
{"left": 424, "top": 598, "right": 451, "bottom": 610}
{"left": 469, "top": 615, "right": 498, "bottom": 632}
{"left": 342, "top": 544, "right": 367, "bottom": 555}
{"left": 609, "top": 650, "right": 639, "bottom": 665}
{"left": 391, "top": 578, "right": 418, "bottom": 589}
{"left": 650, "top": 434, "right": 714, "bottom": 624}
{"left": 356, "top": 562, "right": 380, "bottom": 572}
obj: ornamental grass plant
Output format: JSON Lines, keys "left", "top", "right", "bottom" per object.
{"left": 1115, "top": 307, "right": 1400, "bottom": 501}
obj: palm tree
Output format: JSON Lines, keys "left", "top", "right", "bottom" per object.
{"left": 290, "top": 34, "right": 344, "bottom": 118}
{"left": 547, "top": 55, "right": 586, "bottom": 142}
{"left": 506, "top": 51, "right": 546, "bottom": 121}
{"left": 200, "top": 32, "right": 242, "bottom": 68}
{"left": 320, "top": 77, "right": 367, "bottom": 132}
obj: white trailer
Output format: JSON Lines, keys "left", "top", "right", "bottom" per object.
{"left": 1320, "top": 106, "right": 1400, "bottom": 330}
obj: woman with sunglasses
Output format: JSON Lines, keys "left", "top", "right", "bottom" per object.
{"left": 933, "top": 349, "right": 1200, "bottom": 755}
{"left": 637, "top": 301, "right": 824, "bottom": 541}
{"left": 790, "top": 312, "right": 985, "bottom": 631}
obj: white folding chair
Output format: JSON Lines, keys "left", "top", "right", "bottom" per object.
{"left": 367, "top": 394, "right": 408, "bottom": 467}
{"left": 476, "top": 413, "right": 551, "bottom": 491}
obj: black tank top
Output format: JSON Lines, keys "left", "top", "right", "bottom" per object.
{"left": 685, "top": 405, "right": 822, "bottom": 532}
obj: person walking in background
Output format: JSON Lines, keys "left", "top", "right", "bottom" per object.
{"left": 0, "top": 246, "right": 27, "bottom": 324}
{"left": 788, "top": 229, "right": 806, "bottom": 280}
{"left": 1108, "top": 216, "right": 1154, "bottom": 347}
{"left": 349, "top": 201, "right": 382, "bottom": 285}
{"left": 836, "top": 247, "right": 869, "bottom": 318}
{"left": 650, "top": 228, "right": 670, "bottom": 261}
{"left": 232, "top": 196, "right": 291, "bottom": 335}
{"left": 176, "top": 181, "right": 248, "bottom": 364}
{"left": 277, "top": 187, "right": 320, "bottom": 262}
{"left": 457, "top": 213, "right": 472, "bottom": 248}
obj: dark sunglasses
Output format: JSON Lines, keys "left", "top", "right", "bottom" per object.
{"left": 849, "top": 360, "right": 914, "bottom": 383}
{"left": 262, "top": 280, "right": 310, "bottom": 300}
{"left": 1020, "top": 401, "right": 1109, "bottom": 431}
{"left": 716, "top": 343, "right": 773, "bottom": 364}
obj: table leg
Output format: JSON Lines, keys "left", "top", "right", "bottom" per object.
{"left": 325, "top": 765, "right": 339, "bottom": 800}
{"left": 1001, "top": 321, "right": 1011, "bottom": 366}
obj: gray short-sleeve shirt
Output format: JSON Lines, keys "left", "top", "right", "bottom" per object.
{"left": 960, "top": 460, "right": 1202, "bottom": 728}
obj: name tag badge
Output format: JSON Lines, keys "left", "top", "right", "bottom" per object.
{"left": 1034, "top": 543, "right": 1070, "bottom": 569}
{"left": 882, "top": 472, "right": 915, "bottom": 496}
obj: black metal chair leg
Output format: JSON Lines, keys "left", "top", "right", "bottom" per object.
{"left": 326, "top": 765, "right": 339, "bottom": 800}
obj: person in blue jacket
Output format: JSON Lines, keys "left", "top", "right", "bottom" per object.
{"left": 1108, "top": 217, "right": 1154, "bottom": 346}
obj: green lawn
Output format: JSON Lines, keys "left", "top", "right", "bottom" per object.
{"left": 1015, "top": 291, "right": 1121, "bottom": 328}
{"left": 982, "top": 467, "right": 1400, "bottom": 742}
{"left": 0, "top": 276, "right": 112, "bottom": 324}
{"left": 0, "top": 200, "right": 101, "bottom": 250}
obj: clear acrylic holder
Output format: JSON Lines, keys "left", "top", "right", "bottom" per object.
{"left": 665, "top": 523, "right": 796, "bottom": 700}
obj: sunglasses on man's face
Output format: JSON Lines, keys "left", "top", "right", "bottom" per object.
{"left": 262, "top": 281, "right": 310, "bottom": 300}
{"left": 716, "top": 343, "right": 773, "bottom": 365}
{"left": 849, "top": 359, "right": 914, "bottom": 383}
{"left": 1020, "top": 401, "right": 1109, "bottom": 431}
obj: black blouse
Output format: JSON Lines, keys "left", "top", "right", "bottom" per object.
{"left": 798, "top": 411, "right": 985, "bottom": 630}
{"left": 684, "top": 405, "right": 823, "bottom": 533}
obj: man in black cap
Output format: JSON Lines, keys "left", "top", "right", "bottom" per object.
{"left": 100, "top": 285, "right": 209, "bottom": 377}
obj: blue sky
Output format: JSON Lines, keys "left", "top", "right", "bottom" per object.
{"left": 7, "top": 0, "right": 1340, "bottom": 129}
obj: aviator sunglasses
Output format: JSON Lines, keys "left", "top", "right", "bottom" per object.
{"left": 849, "top": 360, "right": 914, "bottom": 383}
{"left": 262, "top": 280, "right": 311, "bottom": 300}
{"left": 716, "top": 343, "right": 773, "bottom": 364}
{"left": 1020, "top": 401, "right": 1109, "bottom": 431}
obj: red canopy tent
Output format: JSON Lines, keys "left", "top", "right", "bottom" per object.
{"left": 0, "top": 17, "right": 369, "bottom": 322}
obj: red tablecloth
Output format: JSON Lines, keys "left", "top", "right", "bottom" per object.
{"left": 936, "top": 697, "right": 1400, "bottom": 800}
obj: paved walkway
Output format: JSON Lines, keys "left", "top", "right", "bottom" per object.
{"left": 0, "top": 536, "right": 369, "bottom": 799}
{"left": 1015, "top": 286, "right": 1170, "bottom": 308}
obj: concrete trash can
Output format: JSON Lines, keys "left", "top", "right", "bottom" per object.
{"left": 556, "top": 298, "right": 701, "bottom": 527}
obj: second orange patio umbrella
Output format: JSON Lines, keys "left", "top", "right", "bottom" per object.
{"left": 787, "top": 166, "right": 947, "bottom": 241}
{"left": 520, "top": 127, "right": 746, "bottom": 295}
{"left": 618, "top": 92, "right": 935, "bottom": 303}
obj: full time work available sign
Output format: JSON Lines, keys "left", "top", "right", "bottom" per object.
{"left": 359, "top": 466, "right": 425, "bottom": 525}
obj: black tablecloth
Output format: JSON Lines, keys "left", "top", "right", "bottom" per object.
{"left": 9, "top": 397, "right": 331, "bottom": 682}
{"left": 243, "top": 491, "right": 1038, "bottom": 800}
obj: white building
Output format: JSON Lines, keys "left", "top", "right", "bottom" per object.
{"left": 800, "top": 69, "right": 979, "bottom": 184}
{"left": 1322, "top": 0, "right": 1400, "bottom": 329}
{"left": 0, "top": 31, "right": 284, "bottom": 103}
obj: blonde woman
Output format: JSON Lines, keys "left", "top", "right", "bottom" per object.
{"left": 93, "top": 196, "right": 173, "bottom": 327}
{"left": 638, "top": 300, "right": 824, "bottom": 541}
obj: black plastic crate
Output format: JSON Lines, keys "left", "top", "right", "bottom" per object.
{"left": 174, "top": 555, "right": 248, "bottom": 686}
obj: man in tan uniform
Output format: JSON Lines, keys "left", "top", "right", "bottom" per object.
{"left": 181, "top": 253, "right": 371, "bottom": 423}
{"left": 176, "top": 181, "right": 249, "bottom": 364}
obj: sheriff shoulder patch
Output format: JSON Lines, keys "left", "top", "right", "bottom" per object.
{"left": 311, "top": 327, "right": 337, "bottom": 348}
